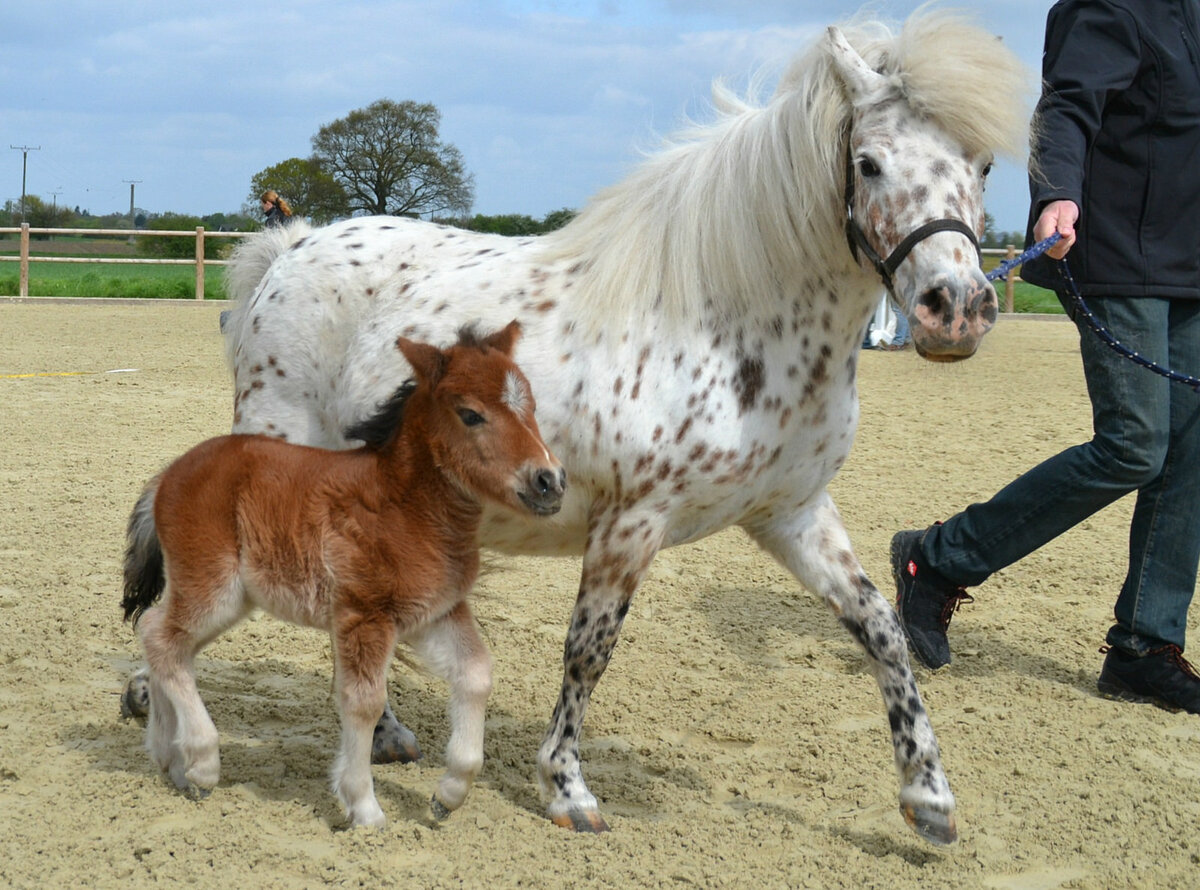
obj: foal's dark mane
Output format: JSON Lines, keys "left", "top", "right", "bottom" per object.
{"left": 344, "top": 380, "right": 417, "bottom": 450}
{"left": 343, "top": 324, "right": 493, "bottom": 451}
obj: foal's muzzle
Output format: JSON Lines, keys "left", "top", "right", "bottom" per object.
{"left": 519, "top": 466, "right": 567, "bottom": 516}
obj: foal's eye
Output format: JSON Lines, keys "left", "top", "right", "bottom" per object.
{"left": 457, "top": 408, "right": 485, "bottom": 427}
{"left": 982, "top": 162, "right": 994, "bottom": 178}
{"left": 857, "top": 156, "right": 882, "bottom": 178}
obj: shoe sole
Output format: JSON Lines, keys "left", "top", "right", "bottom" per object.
{"left": 1097, "top": 679, "right": 1186, "bottom": 714}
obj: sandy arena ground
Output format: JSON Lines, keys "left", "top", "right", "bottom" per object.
{"left": 1, "top": 300, "right": 1198, "bottom": 889}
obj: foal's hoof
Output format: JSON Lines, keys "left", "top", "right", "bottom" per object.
{"left": 430, "top": 795, "right": 451, "bottom": 821}
{"left": 550, "top": 808, "right": 610, "bottom": 833}
{"left": 901, "top": 802, "right": 958, "bottom": 846}
{"left": 371, "top": 716, "right": 422, "bottom": 764}
{"left": 120, "top": 672, "right": 150, "bottom": 720}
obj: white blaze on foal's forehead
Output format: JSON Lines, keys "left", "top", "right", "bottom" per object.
{"left": 502, "top": 370, "right": 531, "bottom": 416}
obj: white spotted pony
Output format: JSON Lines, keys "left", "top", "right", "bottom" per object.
{"left": 125, "top": 10, "right": 1032, "bottom": 843}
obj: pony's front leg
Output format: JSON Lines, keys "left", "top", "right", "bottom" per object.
{"left": 746, "top": 493, "right": 957, "bottom": 846}
{"left": 331, "top": 617, "right": 397, "bottom": 829}
{"left": 410, "top": 601, "right": 493, "bottom": 820}
{"left": 538, "top": 505, "right": 665, "bottom": 832}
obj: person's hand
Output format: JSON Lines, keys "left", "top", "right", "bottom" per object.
{"left": 1034, "top": 200, "right": 1079, "bottom": 259}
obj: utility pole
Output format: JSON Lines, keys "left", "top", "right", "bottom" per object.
{"left": 10, "top": 145, "right": 41, "bottom": 222}
{"left": 123, "top": 179, "right": 142, "bottom": 228}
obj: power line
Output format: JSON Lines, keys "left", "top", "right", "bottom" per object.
{"left": 10, "top": 145, "right": 41, "bottom": 222}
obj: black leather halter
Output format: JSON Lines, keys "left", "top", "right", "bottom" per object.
{"left": 843, "top": 139, "right": 981, "bottom": 298}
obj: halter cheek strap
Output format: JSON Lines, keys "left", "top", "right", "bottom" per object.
{"left": 843, "top": 140, "right": 982, "bottom": 297}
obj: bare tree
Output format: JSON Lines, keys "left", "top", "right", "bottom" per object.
{"left": 311, "top": 99, "right": 474, "bottom": 217}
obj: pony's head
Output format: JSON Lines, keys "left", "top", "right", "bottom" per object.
{"left": 822, "top": 13, "right": 1034, "bottom": 360}
{"left": 395, "top": 321, "right": 566, "bottom": 516}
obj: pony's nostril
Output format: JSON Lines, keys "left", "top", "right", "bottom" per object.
{"left": 535, "top": 469, "right": 559, "bottom": 497}
{"left": 917, "top": 284, "right": 954, "bottom": 325}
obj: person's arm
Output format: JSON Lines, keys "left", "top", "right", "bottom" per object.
{"left": 1031, "top": 0, "right": 1142, "bottom": 256}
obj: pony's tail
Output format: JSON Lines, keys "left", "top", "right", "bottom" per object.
{"left": 122, "top": 476, "right": 165, "bottom": 627}
{"left": 221, "top": 219, "right": 313, "bottom": 371}
{"left": 224, "top": 219, "right": 312, "bottom": 304}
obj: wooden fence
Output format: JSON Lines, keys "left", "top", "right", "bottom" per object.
{"left": 0, "top": 223, "right": 1024, "bottom": 310}
{"left": 0, "top": 223, "right": 248, "bottom": 300}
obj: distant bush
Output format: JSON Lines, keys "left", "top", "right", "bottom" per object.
{"left": 136, "top": 215, "right": 227, "bottom": 260}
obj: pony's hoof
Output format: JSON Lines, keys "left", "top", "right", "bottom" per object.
{"left": 371, "top": 716, "right": 422, "bottom": 764}
{"left": 120, "top": 673, "right": 150, "bottom": 720}
{"left": 550, "top": 808, "right": 610, "bottom": 833}
{"left": 430, "top": 795, "right": 451, "bottom": 821}
{"left": 901, "top": 803, "right": 957, "bottom": 846}
{"left": 185, "top": 783, "right": 213, "bottom": 801}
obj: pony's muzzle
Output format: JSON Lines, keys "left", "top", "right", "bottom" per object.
{"left": 519, "top": 466, "right": 567, "bottom": 516}
{"left": 909, "top": 270, "right": 997, "bottom": 363}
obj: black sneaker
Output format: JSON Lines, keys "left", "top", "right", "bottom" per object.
{"left": 891, "top": 529, "right": 973, "bottom": 669}
{"left": 1097, "top": 645, "right": 1200, "bottom": 715}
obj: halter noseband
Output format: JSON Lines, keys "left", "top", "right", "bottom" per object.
{"left": 843, "top": 139, "right": 981, "bottom": 298}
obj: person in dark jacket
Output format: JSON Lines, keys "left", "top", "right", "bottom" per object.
{"left": 891, "top": 0, "right": 1200, "bottom": 713}
{"left": 260, "top": 189, "right": 293, "bottom": 228}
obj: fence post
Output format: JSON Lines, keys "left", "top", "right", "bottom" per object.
{"left": 195, "top": 226, "right": 205, "bottom": 301}
{"left": 1004, "top": 244, "right": 1016, "bottom": 313}
{"left": 19, "top": 223, "right": 30, "bottom": 298}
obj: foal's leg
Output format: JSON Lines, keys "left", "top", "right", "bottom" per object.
{"left": 745, "top": 492, "right": 957, "bottom": 845}
{"left": 537, "top": 504, "right": 665, "bottom": 832}
{"left": 137, "top": 587, "right": 235, "bottom": 797}
{"left": 331, "top": 614, "right": 397, "bottom": 828}
{"left": 409, "top": 600, "right": 493, "bottom": 820}
{"left": 136, "top": 607, "right": 182, "bottom": 778}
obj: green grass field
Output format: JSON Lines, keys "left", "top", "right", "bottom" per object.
{"left": 0, "top": 260, "right": 229, "bottom": 300}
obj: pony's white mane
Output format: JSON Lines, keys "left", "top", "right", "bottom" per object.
{"left": 538, "top": 8, "right": 1034, "bottom": 333}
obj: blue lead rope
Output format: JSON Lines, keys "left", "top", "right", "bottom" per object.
{"left": 984, "top": 232, "right": 1062, "bottom": 283}
{"left": 984, "top": 231, "right": 1200, "bottom": 392}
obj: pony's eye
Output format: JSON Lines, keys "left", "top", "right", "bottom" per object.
{"left": 982, "top": 162, "right": 994, "bottom": 178}
{"left": 457, "top": 408, "right": 485, "bottom": 427}
{"left": 857, "top": 156, "right": 882, "bottom": 178}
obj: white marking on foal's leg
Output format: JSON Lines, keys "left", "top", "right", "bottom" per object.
{"left": 142, "top": 649, "right": 220, "bottom": 793}
{"left": 412, "top": 603, "right": 493, "bottom": 819}
{"left": 331, "top": 622, "right": 394, "bottom": 828}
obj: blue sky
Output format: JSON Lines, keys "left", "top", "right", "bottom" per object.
{"left": 2, "top": 1, "right": 1047, "bottom": 231}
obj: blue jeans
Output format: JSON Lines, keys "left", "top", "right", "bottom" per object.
{"left": 921, "top": 295, "right": 1200, "bottom": 654}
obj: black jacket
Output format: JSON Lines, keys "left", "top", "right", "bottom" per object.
{"left": 264, "top": 205, "right": 291, "bottom": 228}
{"left": 1021, "top": 0, "right": 1200, "bottom": 297}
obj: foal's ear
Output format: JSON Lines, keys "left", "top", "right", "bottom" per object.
{"left": 482, "top": 319, "right": 522, "bottom": 357}
{"left": 396, "top": 336, "right": 448, "bottom": 384}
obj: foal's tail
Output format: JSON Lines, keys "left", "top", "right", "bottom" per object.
{"left": 121, "top": 475, "right": 165, "bottom": 627}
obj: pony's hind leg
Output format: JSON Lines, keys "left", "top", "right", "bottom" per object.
{"left": 137, "top": 573, "right": 246, "bottom": 797}
{"left": 746, "top": 493, "right": 958, "bottom": 845}
{"left": 331, "top": 615, "right": 397, "bottom": 828}
{"left": 410, "top": 601, "right": 493, "bottom": 820}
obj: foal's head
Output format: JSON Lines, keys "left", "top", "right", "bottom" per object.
{"left": 392, "top": 321, "right": 566, "bottom": 516}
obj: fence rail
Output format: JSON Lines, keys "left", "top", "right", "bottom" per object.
{"left": 1, "top": 223, "right": 1024, "bottom": 309}
{"left": 0, "top": 223, "right": 248, "bottom": 300}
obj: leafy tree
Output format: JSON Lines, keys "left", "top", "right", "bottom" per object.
{"left": 436, "top": 208, "right": 578, "bottom": 236}
{"left": 248, "top": 157, "right": 350, "bottom": 225}
{"left": 311, "top": 99, "right": 474, "bottom": 217}
{"left": 540, "top": 208, "right": 577, "bottom": 232}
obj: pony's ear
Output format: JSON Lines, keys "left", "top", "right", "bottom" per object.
{"left": 395, "top": 336, "right": 448, "bottom": 385}
{"left": 482, "top": 319, "right": 522, "bottom": 357}
{"left": 825, "top": 26, "right": 887, "bottom": 104}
